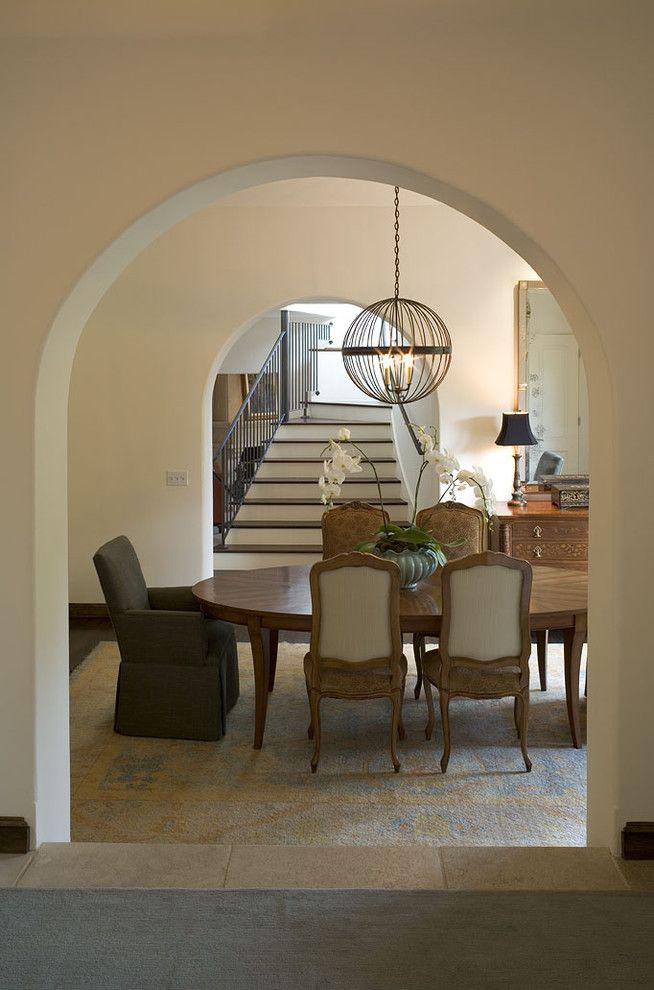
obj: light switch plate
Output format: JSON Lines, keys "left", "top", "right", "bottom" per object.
{"left": 166, "top": 470, "right": 188, "bottom": 486}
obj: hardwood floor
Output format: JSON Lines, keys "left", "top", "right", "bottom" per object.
{"left": 69, "top": 618, "right": 116, "bottom": 673}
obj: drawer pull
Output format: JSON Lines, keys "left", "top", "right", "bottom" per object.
{"left": 533, "top": 545, "right": 543, "bottom": 558}
{"left": 533, "top": 525, "right": 543, "bottom": 538}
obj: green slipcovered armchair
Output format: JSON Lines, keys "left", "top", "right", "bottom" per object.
{"left": 93, "top": 535, "right": 239, "bottom": 741}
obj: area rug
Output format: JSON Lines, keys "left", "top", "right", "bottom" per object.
{"left": 2, "top": 889, "right": 650, "bottom": 990}
{"left": 70, "top": 640, "right": 586, "bottom": 845}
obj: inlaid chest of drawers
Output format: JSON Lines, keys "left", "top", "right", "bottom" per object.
{"left": 493, "top": 501, "right": 588, "bottom": 572}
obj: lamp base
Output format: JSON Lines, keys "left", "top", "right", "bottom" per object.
{"left": 508, "top": 452, "right": 527, "bottom": 507}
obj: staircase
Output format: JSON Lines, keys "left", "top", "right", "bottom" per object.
{"left": 214, "top": 401, "right": 410, "bottom": 569}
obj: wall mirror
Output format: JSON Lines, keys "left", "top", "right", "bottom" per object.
{"left": 515, "top": 281, "right": 589, "bottom": 482}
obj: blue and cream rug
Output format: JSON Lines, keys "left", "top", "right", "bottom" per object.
{"left": 70, "top": 640, "right": 586, "bottom": 846}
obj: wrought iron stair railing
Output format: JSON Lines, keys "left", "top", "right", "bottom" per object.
{"left": 215, "top": 311, "right": 332, "bottom": 543}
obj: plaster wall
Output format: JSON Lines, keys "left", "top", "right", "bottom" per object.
{"left": 68, "top": 191, "right": 535, "bottom": 602}
{"left": 0, "top": 2, "right": 651, "bottom": 846}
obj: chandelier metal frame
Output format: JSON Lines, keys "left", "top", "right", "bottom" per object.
{"left": 341, "top": 186, "right": 453, "bottom": 404}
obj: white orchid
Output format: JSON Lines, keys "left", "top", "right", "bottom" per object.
{"left": 319, "top": 424, "right": 495, "bottom": 531}
{"left": 319, "top": 433, "right": 383, "bottom": 514}
{"left": 318, "top": 475, "right": 342, "bottom": 507}
{"left": 323, "top": 459, "right": 345, "bottom": 485}
{"left": 415, "top": 425, "right": 436, "bottom": 454}
{"left": 330, "top": 445, "right": 362, "bottom": 475}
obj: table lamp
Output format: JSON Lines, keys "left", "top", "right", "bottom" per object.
{"left": 495, "top": 411, "right": 537, "bottom": 507}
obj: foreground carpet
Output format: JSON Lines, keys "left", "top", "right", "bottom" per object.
{"left": 71, "top": 641, "right": 586, "bottom": 845}
{"left": 1, "top": 888, "right": 650, "bottom": 989}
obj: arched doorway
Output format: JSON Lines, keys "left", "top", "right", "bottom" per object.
{"left": 36, "top": 157, "right": 613, "bottom": 846}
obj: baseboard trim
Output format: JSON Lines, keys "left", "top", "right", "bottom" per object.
{"left": 0, "top": 817, "right": 30, "bottom": 854}
{"left": 622, "top": 821, "right": 654, "bottom": 859}
{"left": 69, "top": 602, "right": 109, "bottom": 619}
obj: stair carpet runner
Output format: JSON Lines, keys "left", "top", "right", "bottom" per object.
{"left": 214, "top": 401, "right": 410, "bottom": 569}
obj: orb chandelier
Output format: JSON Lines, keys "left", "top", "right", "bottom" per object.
{"left": 342, "top": 186, "right": 452, "bottom": 404}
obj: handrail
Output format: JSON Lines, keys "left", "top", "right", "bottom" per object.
{"left": 397, "top": 400, "right": 423, "bottom": 454}
{"left": 215, "top": 332, "right": 286, "bottom": 460}
{"left": 214, "top": 311, "right": 331, "bottom": 543}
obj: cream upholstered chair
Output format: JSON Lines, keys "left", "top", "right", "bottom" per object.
{"left": 422, "top": 552, "right": 533, "bottom": 773}
{"left": 304, "top": 552, "right": 407, "bottom": 772}
{"left": 321, "top": 501, "right": 390, "bottom": 559}
{"left": 412, "top": 502, "right": 488, "bottom": 699}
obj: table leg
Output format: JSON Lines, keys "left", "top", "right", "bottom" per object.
{"left": 247, "top": 616, "right": 271, "bottom": 749}
{"left": 536, "top": 630, "right": 548, "bottom": 691}
{"left": 267, "top": 629, "right": 279, "bottom": 693}
{"left": 563, "top": 612, "right": 587, "bottom": 749}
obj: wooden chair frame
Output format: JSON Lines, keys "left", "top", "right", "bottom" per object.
{"left": 305, "top": 552, "right": 407, "bottom": 772}
{"left": 321, "top": 500, "right": 390, "bottom": 559}
{"left": 413, "top": 502, "right": 488, "bottom": 700}
{"left": 423, "top": 551, "right": 533, "bottom": 773}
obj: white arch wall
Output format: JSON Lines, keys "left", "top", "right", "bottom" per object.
{"left": 68, "top": 191, "right": 536, "bottom": 601}
{"left": 1, "top": 6, "right": 650, "bottom": 846}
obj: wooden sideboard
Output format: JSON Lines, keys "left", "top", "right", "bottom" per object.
{"left": 492, "top": 501, "right": 588, "bottom": 571}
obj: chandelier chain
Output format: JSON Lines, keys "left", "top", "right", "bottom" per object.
{"left": 394, "top": 185, "right": 400, "bottom": 299}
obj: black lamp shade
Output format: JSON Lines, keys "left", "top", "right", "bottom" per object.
{"left": 495, "top": 411, "right": 538, "bottom": 447}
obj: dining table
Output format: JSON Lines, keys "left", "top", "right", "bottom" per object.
{"left": 193, "top": 563, "right": 588, "bottom": 750}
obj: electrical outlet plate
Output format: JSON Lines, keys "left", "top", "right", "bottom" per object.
{"left": 166, "top": 470, "right": 188, "bottom": 486}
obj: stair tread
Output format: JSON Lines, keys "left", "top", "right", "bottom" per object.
{"left": 243, "top": 497, "right": 408, "bottom": 505}
{"left": 231, "top": 519, "right": 409, "bottom": 529}
{"left": 215, "top": 544, "right": 323, "bottom": 553}
{"left": 251, "top": 476, "right": 401, "bottom": 484}
{"left": 272, "top": 438, "right": 391, "bottom": 444}
{"left": 262, "top": 457, "right": 397, "bottom": 463}
{"left": 286, "top": 419, "right": 392, "bottom": 426}
{"left": 308, "top": 401, "right": 391, "bottom": 409}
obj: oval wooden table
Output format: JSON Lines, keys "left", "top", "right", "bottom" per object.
{"left": 193, "top": 564, "right": 588, "bottom": 750}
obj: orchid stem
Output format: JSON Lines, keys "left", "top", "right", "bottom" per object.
{"left": 348, "top": 440, "right": 390, "bottom": 535}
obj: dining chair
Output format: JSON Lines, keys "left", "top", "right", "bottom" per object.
{"left": 304, "top": 552, "right": 407, "bottom": 772}
{"left": 321, "top": 500, "right": 390, "bottom": 558}
{"left": 412, "top": 502, "right": 488, "bottom": 699}
{"left": 422, "top": 551, "right": 533, "bottom": 772}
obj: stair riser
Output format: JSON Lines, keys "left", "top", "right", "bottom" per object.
{"left": 302, "top": 403, "right": 392, "bottom": 424}
{"left": 238, "top": 503, "right": 408, "bottom": 523}
{"left": 248, "top": 480, "right": 402, "bottom": 498}
{"left": 276, "top": 423, "right": 392, "bottom": 441}
{"left": 214, "top": 552, "right": 321, "bottom": 569}
{"left": 257, "top": 460, "right": 395, "bottom": 480}
{"left": 267, "top": 441, "right": 395, "bottom": 459}
{"left": 226, "top": 528, "right": 323, "bottom": 546}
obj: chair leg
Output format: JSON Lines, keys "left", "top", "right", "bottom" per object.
{"left": 536, "top": 630, "right": 548, "bottom": 691}
{"left": 439, "top": 690, "right": 451, "bottom": 773}
{"left": 397, "top": 677, "right": 407, "bottom": 740}
{"left": 424, "top": 676, "right": 436, "bottom": 741}
{"left": 309, "top": 691, "right": 322, "bottom": 772}
{"left": 518, "top": 690, "right": 532, "bottom": 772}
{"left": 307, "top": 722, "right": 314, "bottom": 740}
{"left": 390, "top": 692, "right": 401, "bottom": 773}
{"left": 413, "top": 633, "right": 424, "bottom": 699}
{"left": 513, "top": 695, "right": 521, "bottom": 738}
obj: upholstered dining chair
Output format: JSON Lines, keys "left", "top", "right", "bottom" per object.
{"left": 422, "top": 551, "right": 533, "bottom": 773}
{"left": 93, "top": 535, "right": 239, "bottom": 741}
{"left": 321, "top": 500, "right": 390, "bottom": 559}
{"left": 304, "top": 552, "right": 407, "bottom": 773}
{"left": 412, "top": 502, "right": 488, "bottom": 699}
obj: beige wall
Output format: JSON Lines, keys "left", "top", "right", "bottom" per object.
{"left": 68, "top": 189, "right": 535, "bottom": 601}
{"left": 1, "top": 2, "right": 651, "bottom": 846}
